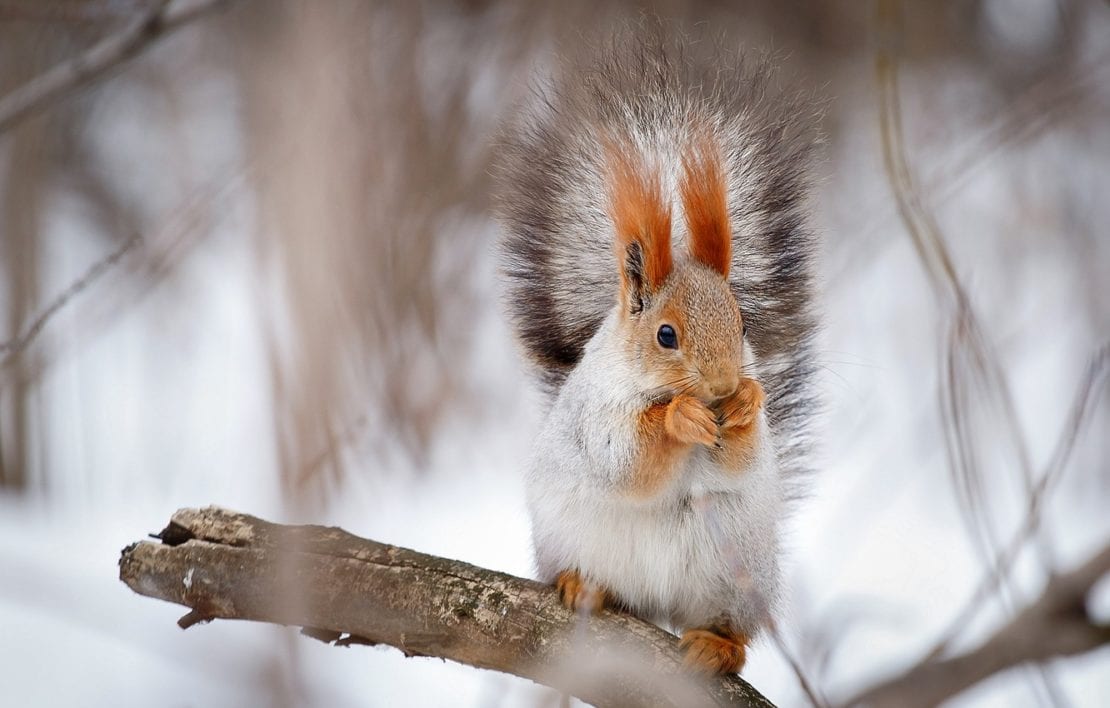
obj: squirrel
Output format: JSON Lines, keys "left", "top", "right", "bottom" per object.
{"left": 493, "top": 25, "right": 819, "bottom": 676}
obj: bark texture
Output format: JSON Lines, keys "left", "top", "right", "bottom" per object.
{"left": 119, "top": 506, "right": 774, "bottom": 708}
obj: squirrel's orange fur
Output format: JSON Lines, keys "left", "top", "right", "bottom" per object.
{"left": 495, "top": 28, "right": 819, "bottom": 680}
{"left": 681, "top": 139, "right": 732, "bottom": 278}
{"left": 606, "top": 143, "right": 673, "bottom": 301}
{"left": 625, "top": 395, "right": 719, "bottom": 499}
{"left": 712, "top": 377, "right": 766, "bottom": 472}
{"left": 555, "top": 568, "right": 609, "bottom": 614}
{"left": 680, "top": 625, "right": 750, "bottom": 674}
{"left": 587, "top": 140, "right": 767, "bottom": 675}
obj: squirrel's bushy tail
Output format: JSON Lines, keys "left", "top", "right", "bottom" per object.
{"left": 493, "top": 24, "right": 821, "bottom": 499}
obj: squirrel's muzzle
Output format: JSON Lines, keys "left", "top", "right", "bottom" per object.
{"left": 707, "top": 375, "right": 740, "bottom": 401}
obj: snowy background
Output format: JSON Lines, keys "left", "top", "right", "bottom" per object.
{"left": 1, "top": 1, "right": 1108, "bottom": 706}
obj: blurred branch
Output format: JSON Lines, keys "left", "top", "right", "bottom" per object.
{"left": 0, "top": 0, "right": 232, "bottom": 135}
{"left": 874, "top": 3, "right": 1069, "bottom": 701}
{"left": 831, "top": 43, "right": 1109, "bottom": 290}
{"left": 0, "top": 1, "right": 146, "bottom": 23}
{"left": 876, "top": 0, "right": 1029, "bottom": 594}
{"left": 0, "top": 232, "right": 140, "bottom": 365}
{"left": 874, "top": 0, "right": 960, "bottom": 303}
{"left": 119, "top": 506, "right": 773, "bottom": 708}
{"left": 928, "top": 46, "right": 1110, "bottom": 206}
{"left": 0, "top": 161, "right": 248, "bottom": 391}
{"left": 767, "top": 623, "right": 830, "bottom": 708}
{"left": 925, "top": 343, "right": 1110, "bottom": 661}
{"left": 846, "top": 541, "right": 1110, "bottom": 708}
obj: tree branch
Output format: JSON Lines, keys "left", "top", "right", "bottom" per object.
{"left": 118, "top": 506, "right": 774, "bottom": 708}
{"left": 0, "top": 0, "right": 234, "bottom": 135}
{"left": 846, "top": 542, "right": 1110, "bottom": 708}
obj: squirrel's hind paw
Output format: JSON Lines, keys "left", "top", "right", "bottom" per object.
{"left": 555, "top": 569, "right": 608, "bottom": 615}
{"left": 679, "top": 626, "right": 749, "bottom": 675}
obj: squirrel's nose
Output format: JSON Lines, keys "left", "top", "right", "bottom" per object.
{"left": 708, "top": 376, "right": 739, "bottom": 400}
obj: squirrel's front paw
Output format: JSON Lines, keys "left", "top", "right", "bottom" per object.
{"left": 717, "top": 377, "right": 765, "bottom": 430}
{"left": 555, "top": 569, "right": 608, "bottom": 614}
{"left": 665, "top": 394, "right": 719, "bottom": 447}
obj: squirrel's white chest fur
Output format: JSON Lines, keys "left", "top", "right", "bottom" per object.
{"left": 526, "top": 315, "right": 783, "bottom": 635}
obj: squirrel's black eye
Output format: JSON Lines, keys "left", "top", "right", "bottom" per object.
{"left": 657, "top": 324, "right": 678, "bottom": 349}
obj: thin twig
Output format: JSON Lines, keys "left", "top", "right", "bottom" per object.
{"left": 928, "top": 45, "right": 1110, "bottom": 206}
{"left": 846, "top": 541, "right": 1110, "bottom": 708}
{"left": 876, "top": 0, "right": 1022, "bottom": 610}
{"left": 0, "top": 0, "right": 233, "bottom": 135}
{"left": 874, "top": 3, "right": 1068, "bottom": 702}
{"left": 0, "top": 158, "right": 255, "bottom": 391}
{"left": 768, "top": 622, "right": 831, "bottom": 708}
{"left": 829, "top": 45, "right": 1110, "bottom": 289}
{"left": 924, "top": 344, "right": 1110, "bottom": 660}
{"left": 0, "top": 232, "right": 142, "bottom": 364}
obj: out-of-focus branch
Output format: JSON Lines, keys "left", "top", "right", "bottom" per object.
{"left": 0, "top": 232, "right": 141, "bottom": 364}
{"left": 767, "top": 623, "right": 830, "bottom": 708}
{"left": 119, "top": 507, "right": 773, "bottom": 708}
{"left": 924, "top": 344, "right": 1110, "bottom": 661}
{"left": 874, "top": 4, "right": 1076, "bottom": 702}
{"left": 875, "top": 0, "right": 1033, "bottom": 611}
{"left": 0, "top": 0, "right": 233, "bottom": 135}
{"left": 846, "top": 541, "right": 1110, "bottom": 708}
{"left": 0, "top": 1, "right": 141, "bottom": 23}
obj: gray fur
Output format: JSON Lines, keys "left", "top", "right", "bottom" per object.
{"left": 493, "top": 24, "right": 821, "bottom": 647}
{"left": 493, "top": 25, "right": 821, "bottom": 499}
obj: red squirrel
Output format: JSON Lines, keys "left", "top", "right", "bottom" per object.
{"left": 494, "top": 24, "right": 820, "bottom": 675}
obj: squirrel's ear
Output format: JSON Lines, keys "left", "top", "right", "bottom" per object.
{"left": 681, "top": 139, "right": 731, "bottom": 278}
{"left": 606, "top": 144, "right": 672, "bottom": 313}
{"left": 621, "top": 240, "right": 648, "bottom": 313}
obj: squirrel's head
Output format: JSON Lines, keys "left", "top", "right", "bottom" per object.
{"left": 607, "top": 139, "right": 745, "bottom": 404}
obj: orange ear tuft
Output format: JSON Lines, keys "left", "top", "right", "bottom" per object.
{"left": 681, "top": 139, "right": 731, "bottom": 278}
{"left": 606, "top": 142, "right": 673, "bottom": 303}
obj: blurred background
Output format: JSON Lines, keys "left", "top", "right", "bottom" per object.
{"left": 1, "top": 0, "right": 1108, "bottom": 706}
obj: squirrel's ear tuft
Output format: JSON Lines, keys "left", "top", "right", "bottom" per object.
{"left": 606, "top": 142, "right": 672, "bottom": 313}
{"left": 681, "top": 138, "right": 731, "bottom": 278}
